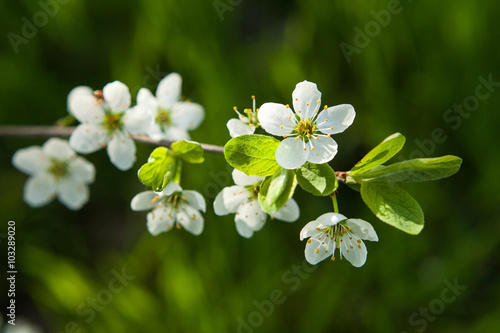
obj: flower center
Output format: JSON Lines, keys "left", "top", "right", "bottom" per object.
{"left": 296, "top": 118, "right": 316, "bottom": 137}
{"left": 156, "top": 108, "right": 172, "bottom": 128}
{"left": 233, "top": 96, "right": 260, "bottom": 128}
{"left": 49, "top": 160, "right": 69, "bottom": 180}
{"left": 103, "top": 113, "right": 123, "bottom": 133}
{"left": 315, "top": 222, "right": 356, "bottom": 261}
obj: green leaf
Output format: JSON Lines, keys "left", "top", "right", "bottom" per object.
{"left": 137, "top": 147, "right": 176, "bottom": 192}
{"left": 170, "top": 140, "right": 204, "bottom": 164}
{"left": 351, "top": 156, "right": 462, "bottom": 183}
{"left": 258, "top": 168, "right": 297, "bottom": 214}
{"left": 360, "top": 181, "right": 424, "bottom": 235}
{"left": 224, "top": 134, "right": 281, "bottom": 177}
{"left": 351, "top": 133, "right": 406, "bottom": 175}
{"left": 295, "top": 162, "right": 338, "bottom": 196}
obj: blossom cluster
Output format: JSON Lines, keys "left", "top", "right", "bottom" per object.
{"left": 13, "top": 76, "right": 382, "bottom": 268}
{"left": 217, "top": 80, "right": 378, "bottom": 266}
{"left": 68, "top": 73, "right": 205, "bottom": 171}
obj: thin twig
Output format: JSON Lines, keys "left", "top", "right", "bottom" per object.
{"left": 0, "top": 126, "right": 225, "bottom": 155}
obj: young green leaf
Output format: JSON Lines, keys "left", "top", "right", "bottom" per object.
{"left": 351, "top": 133, "right": 406, "bottom": 175}
{"left": 258, "top": 168, "right": 297, "bottom": 214}
{"left": 360, "top": 181, "right": 424, "bottom": 235}
{"left": 351, "top": 156, "right": 462, "bottom": 183}
{"left": 137, "top": 147, "right": 176, "bottom": 192}
{"left": 224, "top": 134, "right": 281, "bottom": 177}
{"left": 170, "top": 140, "right": 204, "bottom": 164}
{"left": 295, "top": 162, "right": 338, "bottom": 196}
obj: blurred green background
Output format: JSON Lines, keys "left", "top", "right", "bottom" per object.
{"left": 1, "top": 0, "right": 499, "bottom": 332}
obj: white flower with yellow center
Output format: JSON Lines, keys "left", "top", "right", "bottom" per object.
{"left": 213, "top": 169, "right": 299, "bottom": 238}
{"left": 12, "top": 138, "right": 95, "bottom": 210}
{"left": 68, "top": 81, "right": 150, "bottom": 171}
{"left": 136, "top": 72, "right": 205, "bottom": 141}
{"left": 130, "top": 182, "right": 206, "bottom": 236}
{"left": 300, "top": 213, "right": 378, "bottom": 267}
{"left": 226, "top": 95, "right": 260, "bottom": 137}
{"left": 258, "top": 80, "right": 356, "bottom": 169}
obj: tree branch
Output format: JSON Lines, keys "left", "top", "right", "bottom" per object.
{"left": 0, "top": 126, "right": 225, "bottom": 155}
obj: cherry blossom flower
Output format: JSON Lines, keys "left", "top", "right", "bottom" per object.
{"left": 68, "top": 81, "right": 149, "bottom": 171}
{"left": 300, "top": 212, "right": 378, "bottom": 267}
{"left": 258, "top": 80, "right": 355, "bottom": 169}
{"left": 213, "top": 169, "right": 299, "bottom": 238}
{"left": 130, "top": 182, "right": 206, "bottom": 236}
{"left": 136, "top": 73, "right": 205, "bottom": 141}
{"left": 12, "top": 138, "right": 95, "bottom": 210}
{"left": 226, "top": 95, "right": 260, "bottom": 137}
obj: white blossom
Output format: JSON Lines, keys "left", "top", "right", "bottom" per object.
{"left": 258, "top": 80, "right": 355, "bottom": 169}
{"left": 136, "top": 73, "right": 205, "bottom": 141}
{"left": 67, "top": 81, "right": 150, "bottom": 171}
{"left": 12, "top": 138, "right": 95, "bottom": 210}
{"left": 300, "top": 213, "right": 378, "bottom": 267}
{"left": 213, "top": 169, "right": 299, "bottom": 238}
{"left": 226, "top": 95, "right": 260, "bottom": 137}
{"left": 131, "top": 182, "right": 206, "bottom": 236}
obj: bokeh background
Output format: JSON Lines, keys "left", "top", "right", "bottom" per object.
{"left": 1, "top": 0, "right": 499, "bottom": 332}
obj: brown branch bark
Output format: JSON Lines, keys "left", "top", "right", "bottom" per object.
{"left": 0, "top": 126, "right": 225, "bottom": 155}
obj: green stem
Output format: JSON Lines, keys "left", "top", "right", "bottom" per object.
{"left": 331, "top": 192, "right": 339, "bottom": 213}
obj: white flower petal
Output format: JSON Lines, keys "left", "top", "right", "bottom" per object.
{"left": 156, "top": 73, "right": 182, "bottom": 109}
{"left": 316, "top": 212, "right": 347, "bottom": 227}
{"left": 12, "top": 146, "right": 49, "bottom": 175}
{"left": 300, "top": 220, "right": 322, "bottom": 241}
{"left": 304, "top": 237, "right": 332, "bottom": 265}
{"left": 227, "top": 118, "right": 255, "bottom": 138}
{"left": 235, "top": 199, "right": 267, "bottom": 231}
{"left": 232, "top": 169, "right": 263, "bottom": 186}
{"left": 107, "top": 131, "right": 136, "bottom": 171}
{"left": 67, "top": 86, "right": 93, "bottom": 105}
{"left": 307, "top": 136, "right": 338, "bottom": 164}
{"left": 176, "top": 203, "right": 204, "bottom": 235}
{"left": 57, "top": 178, "right": 89, "bottom": 210}
{"left": 292, "top": 81, "right": 322, "bottom": 120}
{"left": 123, "top": 105, "right": 152, "bottom": 135}
{"left": 42, "top": 138, "right": 75, "bottom": 160}
{"left": 137, "top": 87, "right": 159, "bottom": 111}
{"left": 160, "top": 182, "right": 182, "bottom": 196}
{"left": 182, "top": 190, "right": 206, "bottom": 213}
{"left": 23, "top": 173, "right": 57, "bottom": 208}
{"left": 345, "top": 219, "right": 378, "bottom": 242}
{"left": 270, "top": 198, "right": 299, "bottom": 222}
{"left": 341, "top": 234, "right": 367, "bottom": 267}
{"left": 69, "top": 124, "right": 107, "bottom": 154}
{"left": 130, "top": 191, "right": 157, "bottom": 211}
{"left": 103, "top": 81, "right": 131, "bottom": 112}
{"left": 147, "top": 205, "right": 175, "bottom": 236}
{"left": 275, "top": 138, "right": 309, "bottom": 169}
{"left": 315, "top": 104, "right": 355, "bottom": 134}
{"left": 171, "top": 102, "right": 205, "bottom": 130}
{"left": 213, "top": 185, "right": 248, "bottom": 215}
{"left": 257, "top": 103, "right": 296, "bottom": 136}
{"left": 235, "top": 219, "right": 255, "bottom": 238}
{"left": 68, "top": 93, "right": 105, "bottom": 124}
{"left": 69, "top": 156, "right": 95, "bottom": 184}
